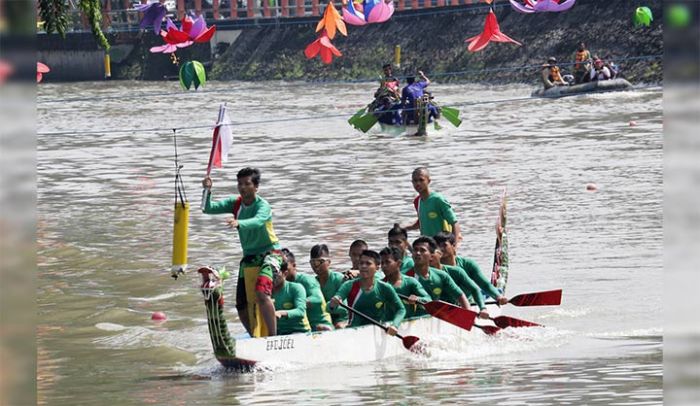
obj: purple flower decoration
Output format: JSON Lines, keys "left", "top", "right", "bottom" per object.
{"left": 135, "top": 2, "right": 167, "bottom": 35}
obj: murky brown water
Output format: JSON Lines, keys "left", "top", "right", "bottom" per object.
{"left": 37, "top": 80, "right": 662, "bottom": 405}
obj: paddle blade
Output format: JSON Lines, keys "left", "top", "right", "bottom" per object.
{"left": 510, "top": 289, "right": 562, "bottom": 306}
{"left": 350, "top": 112, "right": 379, "bottom": 132}
{"left": 475, "top": 325, "right": 501, "bottom": 335}
{"left": 492, "top": 315, "right": 542, "bottom": 329}
{"left": 424, "top": 300, "right": 476, "bottom": 331}
{"left": 402, "top": 335, "right": 421, "bottom": 351}
{"left": 348, "top": 107, "right": 367, "bottom": 126}
{"left": 440, "top": 106, "right": 462, "bottom": 127}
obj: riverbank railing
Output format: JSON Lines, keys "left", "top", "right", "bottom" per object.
{"left": 51, "top": 0, "right": 487, "bottom": 33}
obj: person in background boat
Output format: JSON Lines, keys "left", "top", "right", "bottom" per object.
{"left": 541, "top": 57, "right": 568, "bottom": 89}
{"left": 330, "top": 250, "right": 406, "bottom": 334}
{"left": 428, "top": 243, "right": 489, "bottom": 319}
{"left": 387, "top": 223, "right": 414, "bottom": 274}
{"left": 402, "top": 167, "right": 463, "bottom": 244}
{"left": 370, "top": 64, "right": 402, "bottom": 117}
{"left": 281, "top": 248, "right": 334, "bottom": 331}
{"left": 604, "top": 55, "right": 620, "bottom": 79}
{"left": 573, "top": 42, "right": 592, "bottom": 84}
{"left": 202, "top": 167, "right": 281, "bottom": 337}
{"left": 589, "top": 57, "right": 611, "bottom": 81}
{"left": 433, "top": 232, "right": 508, "bottom": 306}
{"left": 342, "top": 239, "right": 368, "bottom": 280}
{"left": 374, "top": 97, "right": 404, "bottom": 126}
{"left": 310, "top": 244, "right": 349, "bottom": 329}
{"left": 380, "top": 246, "right": 431, "bottom": 319}
{"left": 272, "top": 256, "right": 312, "bottom": 335}
{"left": 406, "top": 236, "right": 471, "bottom": 310}
{"left": 401, "top": 70, "right": 431, "bottom": 125}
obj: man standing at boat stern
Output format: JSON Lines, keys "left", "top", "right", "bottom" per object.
{"left": 202, "top": 167, "right": 281, "bottom": 337}
{"left": 403, "top": 167, "right": 463, "bottom": 245}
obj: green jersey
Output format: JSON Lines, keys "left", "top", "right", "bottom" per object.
{"left": 203, "top": 194, "right": 280, "bottom": 256}
{"left": 272, "top": 281, "right": 311, "bottom": 335}
{"left": 456, "top": 256, "right": 501, "bottom": 300}
{"left": 400, "top": 255, "right": 415, "bottom": 274}
{"left": 334, "top": 279, "right": 406, "bottom": 328}
{"left": 384, "top": 275, "right": 431, "bottom": 319}
{"left": 414, "top": 192, "right": 458, "bottom": 237}
{"left": 407, "top": 266, "right": 464, "bottom": 302}
{"left": 293, "top": 273, "right": 333, "bottom": 330}
{"left": 440, "top": 264, "right": 486, "bottom": 309}
{"left": 318, "top": 270, "right": 349, "bottom": 324}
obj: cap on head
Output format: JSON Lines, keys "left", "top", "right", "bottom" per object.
{"left": 547, "top": 57, "right": 557, "bottom": 63}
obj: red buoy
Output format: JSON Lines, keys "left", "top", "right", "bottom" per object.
{"left": 151, "top": 311, "right": 167, "bottom": 321}
{"left": 629, "top": 120, "right": 637, "bottom": 127}
{"left": 586, "top": 183, "right": 597, "bottom": 191}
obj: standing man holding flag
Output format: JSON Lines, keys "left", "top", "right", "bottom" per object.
{"left": 201, "top": 105, "right": 282, "bottom": 338}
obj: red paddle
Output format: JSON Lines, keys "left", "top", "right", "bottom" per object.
{"left": 398, "top": 294, "right": 477, "bottom": 331}
{"left": 336, "top": 302, "right": 421, "bottom": 351}
{"left": 485, "top": 289, "right": 562, "bottom": 307}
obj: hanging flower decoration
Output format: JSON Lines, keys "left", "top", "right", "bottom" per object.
{"left": 0, "top": 60, "right": 13, "bottom": 85}
{"left": 179, "top": 60, "right": 207, "bottom": 90}
{"left": 465, "top": 8, "right": 522, "bottom": 52}
{"left": 37, "top": 62, "right": 51, "bottom": 83}
{"left": 342, "top": 0, "right": 395, "bottom": 26}
{"left": 509, "top": 0, "right": 576, "bottom": 13}
{"left": 135, "top": 1, "right": 167, "bottom": 34}
{"left": 316, "top": 1, "right": 347, "bottom": 39}
{"left": 633, "top": 6, "right": 653, "bottom": 27}
{"left": 150, "top": 15, "right": 217, "bottom": 54}
{"left": 304, "top": 30, "right": 343, "bottom": 64}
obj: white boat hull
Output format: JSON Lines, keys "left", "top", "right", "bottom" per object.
{"left": 216, "top": 306, "right": 501, "bottom": 369}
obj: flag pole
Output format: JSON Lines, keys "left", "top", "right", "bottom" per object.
{"left": 201, "top": 103, "right": 226, "bottom": 211}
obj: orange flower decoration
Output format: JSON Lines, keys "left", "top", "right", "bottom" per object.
{"left": 315, "top": 1, "right": 347, "bottom": 39}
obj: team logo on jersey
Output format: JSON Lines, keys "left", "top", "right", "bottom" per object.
{"left": 283, "top": 302, "right": 293, "bottom": 309}
{"left": 433, "top": 287, "right": 442, "bottom": 296}
{"left": 428, "top": 211, "right": 438, "bottom": 219}
{"left": 375, "top": 301, "right": 384, "bottom": 309}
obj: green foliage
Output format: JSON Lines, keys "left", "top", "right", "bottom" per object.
{"left": 667, "top": 4, "right": 691, "bottom": 28}
{"left": 39, "top": 0, "right": 67, "bottom": 37}
{"left": 78, "top": 0, "right": 110, "bottom": 50}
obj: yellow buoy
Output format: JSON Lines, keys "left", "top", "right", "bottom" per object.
{"left": 394, "top": 45, "right": 401, "bottom": 69}
{"left": 171, "top": 202, "right": 189, "bottom": 278}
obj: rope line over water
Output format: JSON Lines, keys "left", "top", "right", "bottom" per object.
{"left": 36, "top": 85, "right": 662, "bottom": 137}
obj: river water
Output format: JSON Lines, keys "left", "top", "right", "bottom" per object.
{"left": 37, "top": 80, "right": 662, "bottom": 405}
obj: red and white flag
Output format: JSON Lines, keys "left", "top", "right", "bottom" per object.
{"left": 207, "top": 104, "right": 234, "bottom": 173}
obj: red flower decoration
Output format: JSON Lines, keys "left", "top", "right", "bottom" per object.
{"left": 304, "top": 31, "right": 342, "bottom": 64}
{"left": 465, "top": 9, "right": 522, "bottom": 52}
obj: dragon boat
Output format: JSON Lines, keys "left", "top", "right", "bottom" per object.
{"left": 531, "top": 78, "right": 633, "bottom": 98}
{"left": 199, "top": 191, "right": 509, "bottom": 371}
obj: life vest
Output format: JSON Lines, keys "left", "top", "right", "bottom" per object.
{"left": 549, "top": 66, "right": 562, "bottom": 82}
{"left": 575, "top": 50, "right": 590, "bottom": 70}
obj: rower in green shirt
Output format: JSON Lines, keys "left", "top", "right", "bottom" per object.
{"left": 428, "top": 244, "right": 489, "bottom": 319}
{"left": 380, "top": 246, "right": 431, "bottom": 319}
{"left": 434, "top": 232, "right": 508, "bottom": 306}
{"left": 406, "top": 236, "right": 471, "bottom": 310}
{"left": 202, "top": 167, "right": 282, "bottom": 337}
{"left": 330, "top": 250, "right": 406, "bottom": 335}
{"left": 387, "top": 223, "right": 414, "bottom": 274}
{"left": 272, "top": 262, "right": 311, "bottom": 335}
{"left": 281, "top": 248, "right": 333, "bottom": 331}
{"left": 402, "top": 167, "right": 463, "bottom": 243}
{"left": 310, "top": 244, "right": 349, "bottom": 328}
